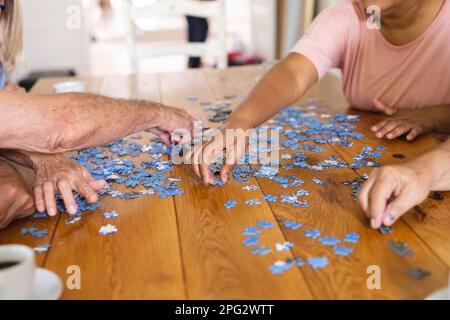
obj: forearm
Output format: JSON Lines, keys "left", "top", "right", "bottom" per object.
{"left": 431, "top": 104, "right": 450, "bottom": 134}
{"left": 225, "top": 53, "right": 317, "bottom": 129}
{"left": 407, "top": 140, "right": 450, "bottom": 191}
{"left": 0, "top": 149, "right": 56, "bottom": 170}
{"left": 0, "top": 91, "right": 165, "bottom": 153}
{"left": 0, "top": 149, "right": 35, "bottom": 168}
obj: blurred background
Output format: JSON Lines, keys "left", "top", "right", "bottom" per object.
{"left": 14, "top": 0, "right": 338, "bottom": 88}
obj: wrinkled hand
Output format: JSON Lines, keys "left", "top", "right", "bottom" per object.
{"left": 189, "top": 126, "right": 250, "bottom": 185}
{"left": 4, "top": 81, "right": 26, "bottom": 93}
{"left": 357, "top": 164, "right": 431, "bottom": 229}
{"left": 32, "top": 154, "right": 106, "bottom": 216}
{"left": 371, "top": 99, "right": 437, "bottom": 141}
{"left": 0, "top": 161, "right": 35, "bottom": 229}
{"left": 150, "top": 106, "right": 195, "bottom": 146}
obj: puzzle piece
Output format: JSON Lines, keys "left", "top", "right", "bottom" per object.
{"left": 21, "top": 227, "right": 48, "bottom": 239}
{"left": 103, "top": 211, "right": 119, "bottom": 219}
{"left": 304, "top": 229, "right": 320, "bottom": 239}
{"left": 388, "top": 240, "right": 414, "bottom": 257}
{"left": 33, "top": 243, "right": 51, "bottom": 254}
{"left": 275, "top": 242, "right": 294, "bottom": 252}
{"left": 312, "top": 178, "right": 324, "bottom": 185}
{"left": 243, "top": 226, "right": 261, "bottom": 236}
{"left": 378, "top": 225, "right": 393, "bottom": 234}
{"left": 344, "top": 232, "right": 360, "bottom": 243}
{"left": 224, "top": 200, "right": 237, "bottom": 209}
{"left": 262, "top": 194, "right": 277, "bottom": 202}
{"left": 333, "top": 246, "right": 354, "bottom": 256}
{"left": 269, "top": 258, "right": 304, "bottom": 274}
{"left": 257, "top": 221, "right": 275, "bottom": 229}
{"left": 251, "top": 245, "right": 272, "bottom": 256}
{"left": 99, "top": 224, "right": 118, "bottom": 235}
{"left": 408, "top": 267, "right": 431, "bottom": 280}
{"left": 32, "top": 212, "right": 48, "bottom": 219}
{"left": 283, "top": 220, "right": 302, "bottom": 230}
{"left": 245, "top": 199, "right": 262, "bottom": 206}
{"left": 319, "top": 237, "right": 341, "bottom": 246}
{"left": 242, "top": 185, "right": 260, "bottom": 191}
{"left": 243, "top": 236, "right": 260, "bottom": 247}
{"left": 307, "top": 257, "right": 328, "bottom": 269}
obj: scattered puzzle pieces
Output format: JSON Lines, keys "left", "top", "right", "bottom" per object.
{"left": 21, "top": 227, "right": 48, "bottom": 239}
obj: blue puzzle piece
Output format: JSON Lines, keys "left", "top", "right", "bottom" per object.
{"left": 319, "top": 237, "right": 341, "bottom": 246}
{"left": 251, "top": 245, "right": 272, "bottom": 256}
{"left": 262, "top": 194, "right": 277, "bottom": 202}
{"left": 257, "top": 221, "right": 275, "bottom": 229}
{"left": 344, "top": 232, "right": 360, "bottom": 243}
{"left": 245, "top": 199, "right": 262, "bottom": 206}
{"left": 243, "top": 236, "right": 260, "bottom": 247}
{"left": 388, "top": 240, "right": 414, "bottom": 257}
{"left": 32, "top": 212, "right": 48, "bottom": 219}
{"left": 243, "top": 226, "right": 261, "bottom": 236}
{"left": 307, "top": 257, "right": 328, "bottom": 269}
{"left": 224, "top": 200, "right": 237, "bottom": 209}
{"left": 312, "top": 178, "right": 324, "bottom": 185}
{"left": 304, "top": 229, "right": 320, "bottom": 239}
{"left": 333, "top": 246, "right": 354, "bottom": 256}
{"left": 378, "top": 225, "right": 393, "bottom": 234}
{"left": 284, "top": 221, "right": 302, "bottom": 230}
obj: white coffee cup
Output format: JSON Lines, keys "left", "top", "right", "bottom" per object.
{"left": 0, "top": 245, "right": 35, "bottom": 300}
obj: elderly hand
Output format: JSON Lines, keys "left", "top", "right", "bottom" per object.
{"left": 150, "top": 105, "right": 195, "bottom": 146}
{"left": 0, "top": 160, "right": 35, "bottom": 229}
{"left": 30, "top": 153, "right": 106, "bottom": 216}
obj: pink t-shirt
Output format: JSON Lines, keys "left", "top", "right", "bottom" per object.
{"left": 291, "top": 0, "right": 450, "bottom": 111}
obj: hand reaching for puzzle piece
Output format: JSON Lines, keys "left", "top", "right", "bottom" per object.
{"left": 31, "top": 153, "right": 106, "bottom": 216}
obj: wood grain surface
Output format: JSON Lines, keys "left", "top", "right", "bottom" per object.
{"left": 0, "top": 65, "right": 448, "bottom": 299}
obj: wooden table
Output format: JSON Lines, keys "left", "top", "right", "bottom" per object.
{"left": 1, "top": 65, "right": 449, "bottom": 299}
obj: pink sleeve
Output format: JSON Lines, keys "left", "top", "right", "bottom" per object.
{"left": 290, "top": 6, "right": 350, "bottom": 80}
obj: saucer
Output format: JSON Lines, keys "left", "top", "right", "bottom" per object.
{"left": 425, "top": 287, "right": 449, "bottom": 300}
{"left": 31, "top": 268, "right": 63, "bottom": 300}
{"left": 53, "top": 81, "right": 85, "bottom": 93}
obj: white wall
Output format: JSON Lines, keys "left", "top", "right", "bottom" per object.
{"left": 250, "top": 0, "right": 277, "bottom": 61}
{"left": 14, "top": 0, "right": 91, "bottom": 80}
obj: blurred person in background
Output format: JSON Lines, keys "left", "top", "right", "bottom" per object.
{"left": 186, "top": 0, "right": 212, "bottom": 68}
